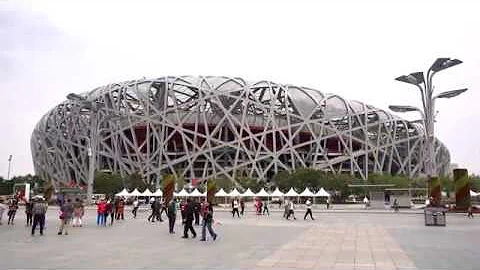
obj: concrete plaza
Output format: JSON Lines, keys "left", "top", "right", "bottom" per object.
{"left": 1, "top": 207, "right": 479, "bottom": 270}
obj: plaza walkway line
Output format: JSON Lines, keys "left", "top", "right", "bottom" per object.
{"left": 253, "top": 224, "right": 418, "bottom": 270}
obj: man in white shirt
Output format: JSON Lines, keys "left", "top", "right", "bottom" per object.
{"left": 232, "top": 198, "right": 240, "bottom": 218}
{"left": 304, "top": 198, "right": 314, "bottom": 220}
{"left": 132, "top": 199, "right": 139, "bottom": 218}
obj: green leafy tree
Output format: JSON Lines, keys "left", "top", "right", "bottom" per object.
{"left": 469, "top": 174, "right": 480, "bottom": 191}
{"left": 124, "top": 172, "right": 151, "bottom": 191}
{"left": 236, "top": 176, "right": 262, "bottom": 192}
{"left": 272, "top": 170, "right": 297, "bottom": 192}
{"left": 213, "top": 176, "right": 234, "bottom": 191}
{"left": 0, "top": 176, "right": 13, "bottom": 195}
{"left": 94, "top": 171, "right": 123, "bottom": 196}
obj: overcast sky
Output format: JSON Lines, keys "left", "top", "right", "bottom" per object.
{"left": 1, "top": 0, "right": 479, "bottom": 178}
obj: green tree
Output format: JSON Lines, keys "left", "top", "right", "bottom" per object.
{"left": 0, "top": 176, "right": 13, "bottom": 195}
{"left": 236, "top": 176, "right": 262, "bottom": 192}
{"left": 469, "top": 174, "right": 480, "bottom": 191}
{"left": 94, "top": 171, "right": 123, "bottom": 196}
{"left": 124, "top": 172, "right": 151, "bottom": 191}
{"left": 213, "top": 176, "right": 234, "bottom": 191}
{"left": 272, "top": 170, "right": 296, "bottom": 192}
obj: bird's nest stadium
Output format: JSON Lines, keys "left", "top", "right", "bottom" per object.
{"left": 31, "top": 76, "right": 450, "bottom": 188}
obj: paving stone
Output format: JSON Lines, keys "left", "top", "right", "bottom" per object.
{"left": 3, "top": 208, "right": 480, "bottom": 269}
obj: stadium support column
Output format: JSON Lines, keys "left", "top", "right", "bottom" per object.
{"left": 454, "top": 168, "right": 470, "bottom": 211}
{"left": 87, "top": 113, "right": 98, "bottom": 205}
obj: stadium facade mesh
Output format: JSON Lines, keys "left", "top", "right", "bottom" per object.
{"left": 31, "top": 76, "right": 450, "bottom": 187}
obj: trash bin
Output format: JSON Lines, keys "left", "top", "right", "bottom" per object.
{"left": 424, "top": 207, "right": 446, "bottom": 226}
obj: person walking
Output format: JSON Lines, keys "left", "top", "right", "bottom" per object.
{"left": 182, "top": 199, "right": 197, "bottom": 239}
{"left": 240, "top": 199, "right": 245, "bottom": 215}
{"left": 148, "top": 198, "right": 162, "bottom": 222}
{"left": 72, "top": 198, "right": 84, "bottom": 227}
{"left": 114, "top": 198, "right": 120, "bottom": 220}
{"left": 0, "top": 198, "right": 7, "bottom": 225}
{"left": 116, "top": 199, "right": 125, "bottom": 220}
{"left": 159, "top": 199, "right": 167, "bottom": 221}
{"left": 263, "top": 200, "right": 270, "bottom": 216}
{"left": 58, "top": 199, "right": 73, "bottom": 235}
{"left": 468, "top": 205, "right": 474, "bottom": 218}
{"left": 105, "top": 200, "right": 113, "bottom": 226}
{"left": 25, "top": 199, "right": 34, "bottom": 226}
{"left": 7, "top": 198, "right": 18, "bottom": 225}
{"left": 326, "top": 197, "right": 330, "bottom": 209}
{"left": 31, "top": 197, "right": 48, "bottom": 236}
{"left": 193, "top": 199, "right": 201, "bottom": 226}
{"left": 286, "top": 200, "right": 296, "bottom": 220}
{"left": 232, "top": 198, "right": 240, "bottom": 218}
{"left": 363, "top": 196, "right": 369, "bottom": 209}
{"left": 132, "top": 199, "right": 139, "bottom": 218}
{"left": 167, "top": 199, "right": 177, "bottom": 234}
{"left": 393, "top": 198, "right": 399, "bottom": 212}
{"left": 283, "top": 199, "right": 289, "bottom": 218}
{"left": 304, "top": 198, "right": 314, "bottom": 220}
{"left": 180, "top": 199, "right": 187, "bottom": 225}
{"left": 200, "top": 199, "right": 217, "bottom": 242}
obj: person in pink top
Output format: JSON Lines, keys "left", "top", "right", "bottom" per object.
{"left": 96, "top": 199, "right": 106, "bottom": 226}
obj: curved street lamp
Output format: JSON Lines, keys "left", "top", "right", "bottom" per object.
{"left": 390, "top": 58, "right": 467, "bottom": 205}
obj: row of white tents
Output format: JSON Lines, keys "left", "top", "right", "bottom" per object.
{"left": 115, "top": 187, "right": 331, "bottom": 198}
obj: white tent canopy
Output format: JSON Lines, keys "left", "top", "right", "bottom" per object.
{"left": 116, "top": 188, "right": 130, "bottom": 197}
{"left": 215, "top": 188, "right": 229, "bottom": 197}
{"left": 141, "top": 189, "right": 154, "bottom": 196}
{"left": 256, "top": 188, "right": 271, "bottom": 197}
{"left": 315, "top": 187, "right": 331, "bottom": 197}
{"left": 129, "top": 188, "right": 142, "bottom": 197}
{"left": 470, "top": 190, "right": 480, "bottom": 197}
{"left": 175, "top": 188, "right": 190, "bottom": 197}
{"left": 284, "top": 187, "right": 299, "bottom": 197}
{"left": 228, "top": 188, "right": 242, "bottom": 197}
{"left": 271, "top": 187, "right": 285, "bottom": 197}
{"left": 241, "top": 188, "right": 256, "bottom": 197}
{"left": 189, "top": 188, "right": 205, "bottom": 197}
{"left": 299, "top": 187, "right": 315, "bottom": 197}
{"left": 152, "top": 189, "right": 163, "bottom": 196}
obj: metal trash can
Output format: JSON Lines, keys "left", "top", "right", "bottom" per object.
{"left": 424, "top": 207, "right": 446, "bottom": 226}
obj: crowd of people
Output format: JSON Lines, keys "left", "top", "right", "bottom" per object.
{"left": 0, "top": 194, "right": 220, "bottom": 242}
{"left": 0, "top": 193, "right": 330, "bottom": 242}
{"left": 228, "top": 197, "right": 317, "bottom": 221}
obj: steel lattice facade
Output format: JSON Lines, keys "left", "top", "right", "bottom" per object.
{"left": 31, "top": 76, "right": 450, "bottom": 188}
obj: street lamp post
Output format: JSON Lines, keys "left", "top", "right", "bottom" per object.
{"left": 7, "top": 155, "right": 12, "bottom": 180}
{"left": 390, "top": 58, "right": 467, "bottom": 205}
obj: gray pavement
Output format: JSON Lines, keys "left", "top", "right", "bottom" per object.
{"left": 1, "top": 207, "right": 479, "bottom": 270}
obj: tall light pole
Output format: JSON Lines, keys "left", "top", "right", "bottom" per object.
{"left": 7, "top": 155, "right": 12, "bottom": 180}
{"left": 390, "top": 58, "right": 467, "bottom": 205}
